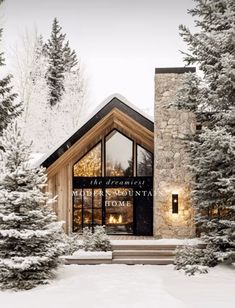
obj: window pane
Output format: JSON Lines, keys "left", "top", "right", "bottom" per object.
{"left": 83, "top": 189, "right": 92, "bottom": 208}
{"left": 93, "top": 209, "right": 102, "bottom": 226}
{"left": 83, "top": 210, "right": 92, "bottom": 228}
{"left": 137, "top": 145, "right": 153, "bottom": 176}
{"left": 106, "top": 130, "right": 133, "bottom": 176}
{"left": 73, "top": 143, "right": 101, "bottom": 176}
{"left": 73, "top": 189, "right": 82, "bottom": 208}
{"left": 94, "top": 189, "right": 102, "bottom": 208}
{"left": 105, "top": 188, "right": 133, "bottom": 234}
{"left": 73, "top": 189, "right": 82, "bottom": 232}
{"left": 73, "top": 209, "right": 82, "bottom": 232}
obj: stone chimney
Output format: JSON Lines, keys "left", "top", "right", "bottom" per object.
{"left": 154, "top": 67, "right": 196, "bottom": 238}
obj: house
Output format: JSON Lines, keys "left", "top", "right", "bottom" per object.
{"left": 39, "top": 67, "right": 196, "bottom": 238}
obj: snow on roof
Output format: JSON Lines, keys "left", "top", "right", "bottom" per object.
{"left": 29, "top": 153, "right": 46, "bottom": 168}
{"left": 92, "top": 93, "right": 154, "bottom": 122}
{"left": 36, "top": 93, "right": 154, "bottom": 168}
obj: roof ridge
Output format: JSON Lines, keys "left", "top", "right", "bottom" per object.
{"left": 37, "top": 94, "right": 154, "bottom": 168}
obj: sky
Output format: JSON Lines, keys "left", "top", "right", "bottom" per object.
{"left": 1, "top": 0, "right": 195, "bottom": 114}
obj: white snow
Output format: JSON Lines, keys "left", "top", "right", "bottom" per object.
{"left": 110, "top": 238, "right": 202, "bottom": 245}
{"left": 66, "top": 250, "right": 112, "bottom": 259}
{"left": 0, "top": 229, "right": 55, "bottom": 238}
{"left": 0, "top": 256, "right": 50, "bottom": 270}
{"left": 95, "top": 93, "right": 154, "bottom": 122}
{"left": 0, "top": 264, "right": 234, "bottom": 308}
{"left": 73, "top": 238, "right": 202, "bottom": 250}
{"left": 28, "top": 153, "right": 45, "bottom": 167}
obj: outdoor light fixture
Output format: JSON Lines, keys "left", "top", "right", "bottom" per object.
{"left": 172, "top": 194, "right": 179, "bottom": 214}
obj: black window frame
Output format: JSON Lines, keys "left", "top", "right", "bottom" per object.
{"left": 104, "top": 129, "right": 134, "bottom": 177}
{"left": 136, "top": 143, "right": 153, "bottom": 177}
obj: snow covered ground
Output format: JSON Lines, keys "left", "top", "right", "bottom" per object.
{"left": 0, "top": 264, "right": 234, "bottom": 308}
{"left": 66, "top": 250, "right": 112, "bottom": 259}
{"left": 110, "top": 238, "right": 202, "bottom": 245}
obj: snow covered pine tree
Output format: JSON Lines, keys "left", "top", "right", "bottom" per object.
{"left": 0, "top": 0, "right": 21, "bottom": 135}
{"left": 0, "top": 123, "right": 64, "bottom": 290}
{"left": 91, "top": 226, "right": 112, "bottom": 252}
{"left": 81, "top": 226, "right": 111, "bottom": 252}
{"left": 174, "top": 0, "right": 235, "bottom": 272}
{"left": 13, "top": 26, "right": 87, "bottom": 153}
{"left": 45, "top": 17, "right": 78, "bottom": 106}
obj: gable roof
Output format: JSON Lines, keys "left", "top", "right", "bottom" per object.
{"left": 39, "top": 94, "right": 154, "bottom": 169}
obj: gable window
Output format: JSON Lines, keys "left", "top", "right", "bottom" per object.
{"left": 137, "top": 145, "right": 153, "bottom": 176}
{"left": 73, "top": 142, "right": 101, "bottom": 177}
{"left": 105, "top": 130, "right": 133, "bottom": 176}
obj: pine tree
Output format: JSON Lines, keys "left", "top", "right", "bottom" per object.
{"left": 63, "top": 40, "right": 78, "bottom": 72}
{"left": 0, "top": 75, "right": 20, "bottom": 134}
{"left": 0, "top": 0, "right": 21, "bottom": 134}
{"left": 23, "top": 34, "right": 52, "bottom": 152}
{"left": 0, "top": 122, "right": 64, "bottom": 290}
{"left": 191, "top": 128, "right": 235, "bottom": 262}
{"left": 174, "top": 245, "right": 216, "bottom": 275}
{"left": 173, "top": 72, "right": 205, "bottom": 113}
{"left": 15, "top": 32, "right": 52, "bottom": 153}
{"left": 179, "top": 0, "right": 235, "bottom": 113}
{"left": 54, "top": 67, "right": 88, "bottom": 139}
{"left": 174, "top": 0, "right": 235, "bottom": 267}
{"left": 14, "top": 31, "right": 87, "bottom": 153}
{"left": 81, "top": 227, "right": 93, "bottom": 251}
{"left": 81, "top": 226, "right": 111, "bottom": 252}
{"left": 45, "top": 18, "right": 78, "bottom": 106}
{"left": 91, "top": 226, "right": 112, "bottom": 252}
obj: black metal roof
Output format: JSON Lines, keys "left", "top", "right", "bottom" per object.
{"left": 41, "top": 96, "right": 154, "bottom": 168}
{"left": 155, "top": 67, "right": 196, "bottom": 74}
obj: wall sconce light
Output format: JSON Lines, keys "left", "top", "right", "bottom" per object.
{"left": 172, "top": 194, "right": 179, "bottom": 214}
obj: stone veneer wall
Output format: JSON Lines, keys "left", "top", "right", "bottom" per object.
{"left": 154, "top": 67, "right": 196, "bottom": 238}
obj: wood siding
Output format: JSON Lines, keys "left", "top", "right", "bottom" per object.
{"left": 45, "top": 109, "right": 154, "bottom": 233}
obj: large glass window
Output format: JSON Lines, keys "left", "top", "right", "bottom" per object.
{"left": 73, "top": 143, "right": 101, "bottom": 176}
{"left": 73, "top": 188, "right": 102, "bottom": 231}
{"left": 105, "top": 188, "right": 133, "bottom": 234}
{"left": 105, "top": 130, "right": 133, "bottom": 176}
{"left": 73, "top": 131, "right": 153, "bottom": 235}
{"left": 137, "top": 145, "right": 153, "bottom": 176}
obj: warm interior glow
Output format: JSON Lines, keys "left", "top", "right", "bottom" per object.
{"left": 73, "top": 143, "right": 101, "bottom": 176}
{"left": 108, "top": 214, "right": 123, "bottom": 224}
{"left": 172, "top": 193, "right": 179, "bottom": 214}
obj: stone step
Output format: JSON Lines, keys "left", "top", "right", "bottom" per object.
{"left": 111, "top": 244, "right": 179, "bottom": 251}
{"left": 113, "top": 255, "right": 174, "bottom": 260}
{"left": 63, "top": 243, "right": 204, "bottom": 266}
{"left": 112, "top": 250, "right": 175, "bottom": 257}
{"left": 112, "top": 258, "right": 174, "bottom": 265}
{"left": 64, "top": 259, "right": 112, "bottom": 265}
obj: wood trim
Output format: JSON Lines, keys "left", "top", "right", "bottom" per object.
{"left": 46, "top": 109, "right": 154, "bottom": 178}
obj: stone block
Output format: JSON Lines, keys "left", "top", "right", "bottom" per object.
{"left": 154, "top": 68, "right": 196, "bottom": 238}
